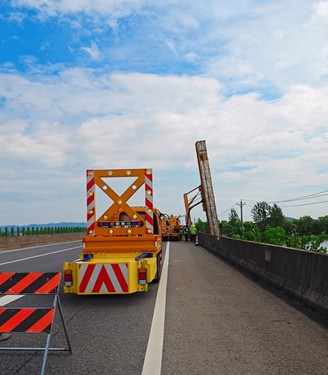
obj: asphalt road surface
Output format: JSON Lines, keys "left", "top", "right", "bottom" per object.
{"left": 0, "top": 240, "right": 327, "bottom": 375}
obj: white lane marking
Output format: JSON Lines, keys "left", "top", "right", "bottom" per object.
{"left": 0, "top": 240, "right": 82, "bottom": 254}
{"left": 0, "top": 295, "right": 24, "bottom": 306}
{"left": 142, "top": 242, "right": 170, "bottom": 375}
{"left": 0, "top": 246, "right": 81, "bottom": 266}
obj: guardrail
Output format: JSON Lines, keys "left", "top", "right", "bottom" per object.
{"left": 0, "top": 227, "right": 86, "bottom": 237}
{"left": 199, "top": 233, "right": 328, "bottom": 318}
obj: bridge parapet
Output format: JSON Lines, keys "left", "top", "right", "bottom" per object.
{"left": 0, "top": 233, "right": 84, "bottom": 251}
{"left": 199, "top": 233, "right": 328, "bottom": 318}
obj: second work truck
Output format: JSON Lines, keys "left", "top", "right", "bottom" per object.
{"left": 63, "top": 168, "right": 163, "bottom": 295}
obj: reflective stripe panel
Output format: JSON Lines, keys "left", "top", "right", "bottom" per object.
{"left": 145, "top": 169, "right": 153, "bottom": 231}
{"left": 86, "top": 170, "right": 95, "bottom": 234}
{"left": 78, "top": 264, "right": 129, "bottom": 293}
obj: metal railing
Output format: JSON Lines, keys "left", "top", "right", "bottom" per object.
{"left": 0, "top": 226, "right": 86, "bottom": 237}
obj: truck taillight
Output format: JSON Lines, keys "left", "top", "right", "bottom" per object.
{"left": 138, "top": 267, "right": 147, "bottom": 285}
{"left": 64, "top": 270, "right": 73, "bottom": 286}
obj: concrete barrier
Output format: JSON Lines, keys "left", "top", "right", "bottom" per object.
{"left": 199, "top": 233, "right": 328, "bottom": 318}
{"left": 0, "top": 233, "right": 84, "bottom": 251}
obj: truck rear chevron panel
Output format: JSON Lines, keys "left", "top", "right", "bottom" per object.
{"left": 78, "top": 264, "right": 129, "bottom": 293}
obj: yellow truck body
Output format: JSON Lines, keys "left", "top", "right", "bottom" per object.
{"left": 63, "top": 168, "right": 163, "bottom": 295}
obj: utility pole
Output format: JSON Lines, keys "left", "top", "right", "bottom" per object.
{"left": 236, "top": 199, "right": 246, "bottom": 228}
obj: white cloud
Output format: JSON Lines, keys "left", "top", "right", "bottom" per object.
{"left": 10, "top": 1, "right": 328, "bottom": 91}
{"left": 1, "top": 66, "right": 327, "bottom": 224}
{"left": 81, "top": 42, "right": 101, "bottom": 60}
{"left": 273, "top": 29, "right": 285, "bottom": 39}
{"left": 13, "top": 0, "right": 146, "bottom": 22}
{"left": 313, "top": 0, "right": 328, "bottom": 19}
{"left": 204, "top": 1, "right": 328, "bottom": 91}
{"left": 1, "top": 68, "right": 327, "bottom": 171}
{"left": 1, "top": 1, "right": 328, "bottom": 224}
{"left": 0, "top": 123, "right": 69, "bottom": 167}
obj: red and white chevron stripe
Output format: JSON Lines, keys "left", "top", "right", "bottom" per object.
{"left": 78, "top": 264, "right": 129, "bottom": 293}
{"left": 86, "top": 170, "right": 95, "bottom": 235}
{"left": 145, "top": 169, "right": 153, "bottom": 232}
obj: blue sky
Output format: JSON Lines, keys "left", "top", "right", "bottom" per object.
{"left": 0, "top": 0, "right": 327, "bottom": 226}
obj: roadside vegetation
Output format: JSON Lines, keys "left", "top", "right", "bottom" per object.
{"left": 0, "top": 226, "right": 86, "bottom": 236}
{"left": 195, "top": 202, "right": 328, "bottom": 254}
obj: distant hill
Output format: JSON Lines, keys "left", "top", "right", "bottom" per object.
{"left": 284, "top": 216, "right": 296, "bottom": 221}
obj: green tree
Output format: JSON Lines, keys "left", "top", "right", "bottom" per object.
{"left": 252, "top": 202, "right": 285, "bottom": 232}
{"left": 282, "top": 220, "right": 297, "bottom": 236}
{"left": 251, "top": 201, "right": 271, "bottom": 231}
{"left": 295, "top": 216, "right": 314, "bottom": 235}
{"left": 221, "top": 220, "right": 234, "bottom": 237}
{"left": 195, "top": 218, "right": 208, "bottom": 233}
{"left": 303, "top": 238, "right": 327, "bottom": 253}
{"left": 229, "top": 208, "right": 239, "bottom": 224}
{"left": 227, "top": 208, "right": 242, "bottom": 237}
{"left": 268, "top": 203, "right": 284, "bottom": 227}
{"left": 241, "top": 221, "right": 260, "bottom": 241}
{"left": 263, "top": 226, "right": 286, "bottom": 246}
{"left": 318, "top": 215, "right": 328, "bottom": 234}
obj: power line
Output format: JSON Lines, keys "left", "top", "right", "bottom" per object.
{"left": 219, "top": 188, "right": 328, "bottom": 218}
{"left": 280, "top": 199, "right": 328, "bottom": 208}
{"left": 219, "top": 203, "right": 238, "bottom": 217}
{"left": 219, "top": 190, "right": 328, "bottom": 216}
{"left": 276, "top": 194, "right": 328, "bottom": 203}
{"left": 272, "top": 189, "right": 328, "bottom": 203}
{"left": 242, "top": 189, "right": 328, "bottom": 206}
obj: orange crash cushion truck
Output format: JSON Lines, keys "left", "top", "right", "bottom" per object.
{"left": 63, "top": 168, "right": 163, "bottom": 295}
{"left": 161, "top": 214, "right": 182, "bottom": 241}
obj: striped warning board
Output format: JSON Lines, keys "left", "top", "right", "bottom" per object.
{"left": 0, "top": 308, "right": 54, "bottom": 333}
{"left": 79, "top": 263, "right": 129, "bottom": 293}
{"left": 0, "top": 272, "right": 71, "bottom": 375}
{"left": 0, "top": 272, "right": 61, "bottom": 294}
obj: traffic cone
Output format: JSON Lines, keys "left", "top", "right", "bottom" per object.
{"left": 195, "top": 234, "right": 199, "bottom": 246}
